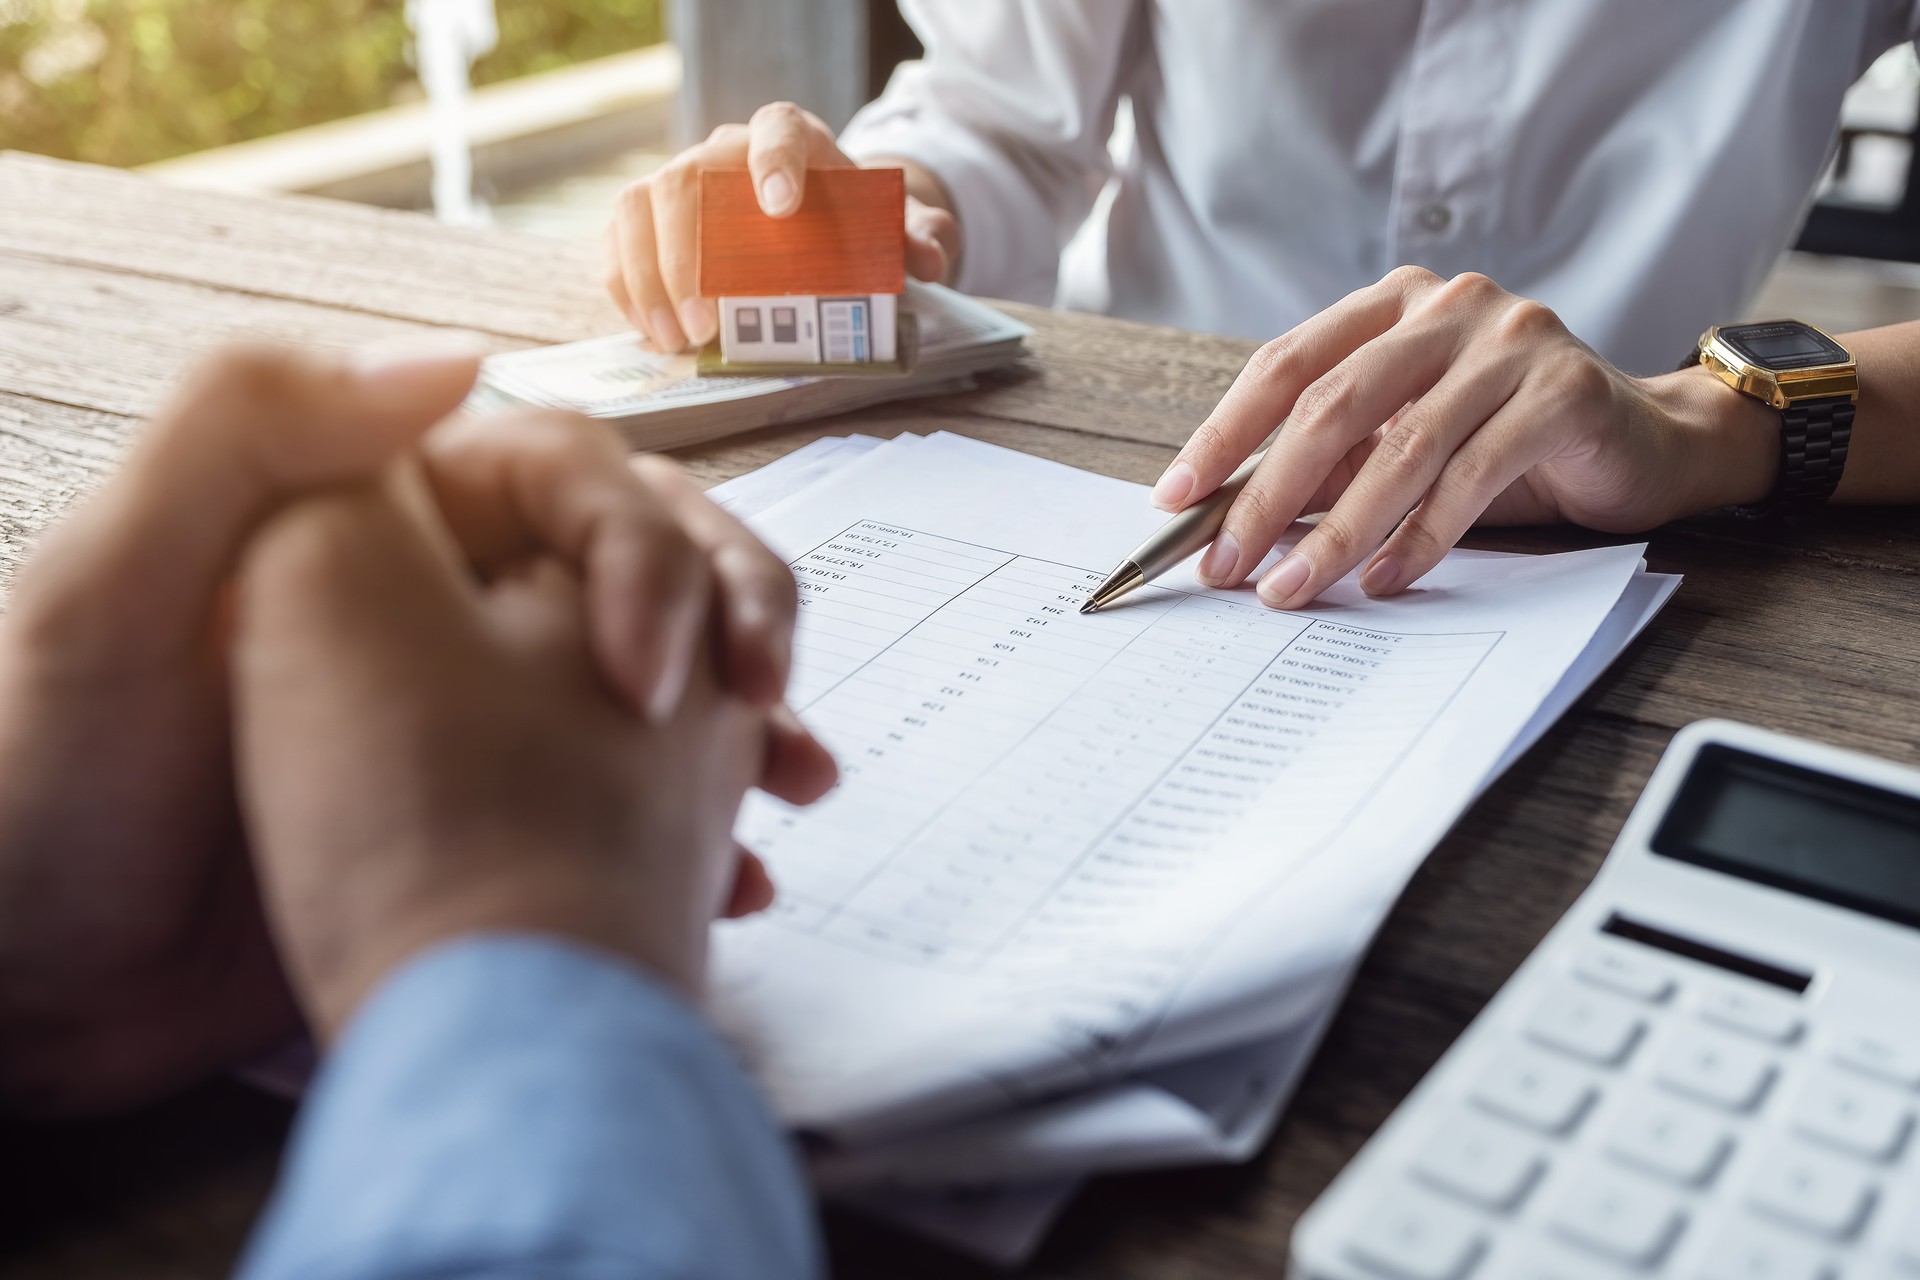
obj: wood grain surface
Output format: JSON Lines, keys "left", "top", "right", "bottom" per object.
{"left": 0, "top": 152, "right": 1915, "bottom": 1279}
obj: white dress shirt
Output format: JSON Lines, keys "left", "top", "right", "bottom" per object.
{"left": 840, "top": 0, "right": 1920, "bottom": 374}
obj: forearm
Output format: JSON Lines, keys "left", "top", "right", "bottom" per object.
{"left": 1833, "top": 320, "right": 1920, "bottom": 503}
{"left": 240, "top": 936, "right": 819, "bottom": 1280}
{"left": 1656, "top": 320, "right": 1920, "bottom": 514}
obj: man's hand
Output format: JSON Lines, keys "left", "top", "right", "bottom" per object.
{"left": 604, "top": 101, "right": 960, "bottom": 352}
{"left": 0, "top": 344, "right": 831, "bottom": 1113}
{"left": 231, "top": 462, "right": 768, "bottom": 1039}
{"left": 1153, "top": 267, "right": 1780, "bottom": 609}
{"left": 0, "top": 345, "right": 480, "bottom": 1112}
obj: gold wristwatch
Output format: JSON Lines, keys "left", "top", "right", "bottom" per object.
{"left": 1686, "top": 320, "right": 1858, "bottom": 517}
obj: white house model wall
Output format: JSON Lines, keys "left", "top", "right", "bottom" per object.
{"left": 718, "top": 293, "right": 897, "bottom": 366}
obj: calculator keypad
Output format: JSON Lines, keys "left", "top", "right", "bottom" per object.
{"left": 1602, "top": 1094, "right": 1732, "bottom": 1186}
{"left": 1324, "top": 937, "right": 1920, "bottom": 1280}
{"left": 1525, "top": 986, "right": 1645, "bottom": 1066}
{"left": 1743, "top": 1140, "right": 1876, "bottom": 1240}
{"left": 1788, "top": 1069, "right": 1913, "bottom": 1161}
{"left": 1652, "top": 1025, "right": 1776, "bottom": 1112}
{"left": 1832, "top": 1032, "right": 1920, "bottom": 1089}
{"left": 1693, "top": 1220, "right": 1831, "bottom": 1280}
{"left": 1411, "top": 1112, "right": 1545, "bottom": 1211}
{"left": 1469, "top": 1049, "right": 1597, "bottom": 1135}
{"left": 1342, "top": 1187, "right": 1485, "bottom": 1280}
{"left": 1542, "top": 1162, "right": 1684, "bottom": 1266}
{"left": 1697, "top": 988, "right": 1804, "bottom": 1046}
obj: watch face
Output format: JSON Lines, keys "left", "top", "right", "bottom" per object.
{"left": 1719, "top": 321, "right": 1850, "bottom": 371}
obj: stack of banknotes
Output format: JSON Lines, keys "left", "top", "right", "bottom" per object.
{"left": 471, "top": 282, "right": 1033, "bottom": 450}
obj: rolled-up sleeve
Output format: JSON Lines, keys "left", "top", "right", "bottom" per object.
{"left": 840, "top": 0, "right": 1138, "bottom": 303}
{"left": 238, "top": 936, "right": 819, "bottom": 1280}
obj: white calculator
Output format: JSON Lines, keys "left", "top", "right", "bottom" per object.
{"left": 1290, "top": 720, "right": 1920, "bottom": 1280}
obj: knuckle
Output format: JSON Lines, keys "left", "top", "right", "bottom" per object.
{"left": 1431, "top": 270, "right": 1500, "bottom": 313}
{"left": 1184, "top": 416, "right": 1235, "bottom": 465}
{"left": 614, "top": 177, "right": 654, "bottom": 217}
{"left": 750, "top": 100, "right": 807, "bottom": 131}
{"left": 705, "top": 121, "right": 748, "bottom": 148}
{"left": 1384, "top": 263, "right": 1441, "bottom": 294}
{"left": 1549, "top": 352, "right": 1613, "bottom": 405}
{"left": 1372, "top": 416, "right": 1438, "bottom": 475}
{"left": 651, "top": 158, "right": 696, "bottom": 198}
{"left": 1390, "top": 511, "right": 1445, "bottom": 566}
{"left": 1496, "top": 297, "right": 1562, "bottom": 343}
{"left": 1289, "top": 372, "right": 1355, "bottom": 434}
{"left": 1223, "top": 485, "right": 1285, "bottom": 542}
{"left": 1305, "top": 515, "right": 1360, "bottom": 565}
{"left": 1244, "top": 333, "right": 1301, "bottom": 387}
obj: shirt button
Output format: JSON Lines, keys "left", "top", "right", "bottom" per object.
{"left": 1417, "top": 201, "right": 1453, "bottom": 233}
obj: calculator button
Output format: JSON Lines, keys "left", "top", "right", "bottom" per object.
{"left": 1789, "top": 1069, "right": 1913, "bottom": 1161}
{"left": 1341, "top": 1186, "right": 1486, "bottom": 1280}
{"left": 1654, "top": 1026, "right": 1776, "bottom": 1112}
{"left": 1545, "top": 1163, "right": 1686, "bottom": 1267}
{"left": 1501, "top": 1244, "right": 1636, "bottom": 1280}
{"left": 1411, "top": 1112, "right": 1545, "bottom": 1211}
{"left": 1694, "top": 1220, "right": 1833, "bottom": 1280}
{"left": 1573, "top": 946, "right": 1674, "bottom": 1003}
{"left": 1603, "top": 1097, "right": 1733, "bottom": 1186}
{"left": 1698, "top": 987, "right": 1804, "bottom": 1045}
{"left": 1743, "top": 1141, "right": 1876, "bottom": 1241}
{"left": 1471, "top": 1049, "right": 1598, "bottom": 1135}
{"left": 1526, "top": 986, "right": 1646, "bottom": 1066}
{"left": 1832, "top": 1032, "right": 1920, "bottom": 1090}
{"left": 1889, "top": 1201, "right": 1920, "bottom": 1272}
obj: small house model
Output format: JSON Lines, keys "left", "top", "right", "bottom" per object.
{"left": 696, "top": 167, "right": 908, "bottom": 374}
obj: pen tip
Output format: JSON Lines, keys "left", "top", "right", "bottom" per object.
{"left": 1079, "top": 599, "right": 1098, "bottom": 614}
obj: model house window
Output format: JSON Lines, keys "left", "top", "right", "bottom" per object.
{"left": 820, "top": 298, "right": 869, "bottom": 363}
{"left": 772, "top": 306, "right": 798, "bottom": 344}
{"left": 736, "top": 306, "right": 763, "bottom": 345}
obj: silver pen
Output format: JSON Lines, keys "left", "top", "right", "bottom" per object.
{"left": 1081, "top": 449, "right": 1266, "bottom": 613}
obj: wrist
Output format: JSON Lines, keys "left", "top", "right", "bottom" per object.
{"left": 1647, "top": 364, "right": 1780, "bottom": 517}
{"left": 291, "top": 865, "right": 710, "bottom": 1044}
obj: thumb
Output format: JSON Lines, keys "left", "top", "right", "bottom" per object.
{"left": 13, "top": 342, "right": 479, "bottom": 661}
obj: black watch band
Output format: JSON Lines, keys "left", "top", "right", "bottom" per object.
{"left": 1732, "top": 394, "right": 1855, "bottom": 520}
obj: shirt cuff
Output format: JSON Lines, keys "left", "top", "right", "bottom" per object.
{"left": 238, "top": 935, "right": 820, "bottom": 1280}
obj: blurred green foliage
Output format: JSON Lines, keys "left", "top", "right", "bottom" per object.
{"left": 0, "top": 0, "right": 665, "bottom": 167}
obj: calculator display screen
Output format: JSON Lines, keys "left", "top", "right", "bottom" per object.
{"left": 1652, "top": 744, "right": 1920, "bottom": 929}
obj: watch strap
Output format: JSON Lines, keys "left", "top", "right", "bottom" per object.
{"left": 1732, "top": 394, "right": 1855, "bottom": 519}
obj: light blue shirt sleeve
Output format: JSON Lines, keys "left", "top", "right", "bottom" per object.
{"left": 237, "top": 935, "right": 821, "bottom": 1280}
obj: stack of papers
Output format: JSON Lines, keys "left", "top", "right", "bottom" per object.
{"left": 708, "top": 432, "right": 1680, "bottom": 1266}
{"left": 474, "top": 283, "right": 1032, "bottom": 452}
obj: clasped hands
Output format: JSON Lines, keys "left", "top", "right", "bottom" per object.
{"left": 0, "top": 344, "right": 834, "bottom": 1114}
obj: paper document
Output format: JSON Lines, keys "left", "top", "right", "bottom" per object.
{"left": 713, "top": 431, "right": 1649, "bottom": 1145}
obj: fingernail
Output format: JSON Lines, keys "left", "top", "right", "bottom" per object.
{"left": 1151, "top": 461, "right": 1196, "bottom": 510}
{"left": 678, "top": 298, "right": 713, "bottom": 346}
{"left": 760, "top": 172, "right": 796, "bottom": 214}
{"left": 1361, "top": 554, "right": 1401, "bottom": 595}
{"left": 648, "top": 306, "right": 683, "bottom": 352}
{"left": 1196, "top": 529, "right": 1240, "bottom": 585}
{"left": 1256, "top": 554, "right": 1312, "bottom": 608}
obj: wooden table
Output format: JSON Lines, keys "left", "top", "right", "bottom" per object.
{"left": 0, "top": 151, "right": 1915, "bottom": 1279}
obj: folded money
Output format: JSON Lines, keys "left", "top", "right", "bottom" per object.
{"left": 476, "top": 282, "right": 1032, "bottom": 451}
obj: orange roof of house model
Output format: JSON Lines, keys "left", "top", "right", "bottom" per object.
{"left": 697, "top": 168, "right": 906, "bottom": 298}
